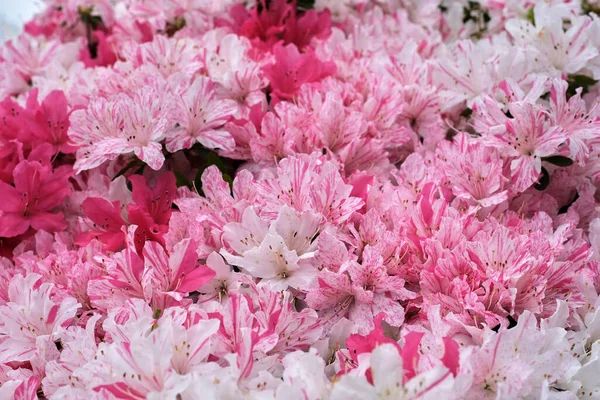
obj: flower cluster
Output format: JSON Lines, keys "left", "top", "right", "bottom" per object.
{"left": 1, "top": 0, "right": 600, "bottom": 398}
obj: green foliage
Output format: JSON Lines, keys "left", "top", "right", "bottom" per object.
{"left": 462, "top": 1, "right": 491, "bottom": 38}
{"left": 165, "top": 16, "right": 186, "bottom": 37}
{"left": 534, "top": 167, "right": 550, "bottom": 191}
{"left": 525, "top": 7, "right": 535, "bottom": 25}
{"left": 566, "top": 74, "right": 598, "bottom": 98}
{"left": 542, "top": 155, "right": 574, "bottom": 167}
{"left": 297, "top": 0, "right": 315, "bottom": 10}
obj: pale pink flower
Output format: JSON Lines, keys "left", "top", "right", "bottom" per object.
{"left": 481, "top": 102, "right": 567, "bottom": 192}
{"left": 330, "top": 343, "right": 458, "bottom": 400}
{"left": 70, "top": 86, "right": 170, "bottom": 172}
{"left": 166, "top": 76, "right": 237, "bottom": 153}
{"left": 506, "top": 3, "right": 598, "bottom": 74}
{"left": 0, "top": 274, "right": 79, "bottom": 364}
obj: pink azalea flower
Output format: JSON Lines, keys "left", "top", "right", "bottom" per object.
{"left": 0, "top": 274, "right": 79, "bottom": 365}
{"left": 506, "top": 3, "right": 598, "bottom": 74}
{"left": 76, "top": 198, "right": 127, "bottom": 251}
{"left": 307, "top": 245, "right": 415, "bottom": 334}
{"left": 255, "top": 154, "right": 363, "bottom": 224}
{"left": 197, "top": 252, "right": 244, "bottom": 303}
{"left": 221, "top": 205, "right": 320, "bottom": 290}
{"left": 120, "top": 35, "right": 203, "bottom": 78}
{"left": 142, "top": 238, "right": 215, "bottom": 310}
{"left": 128, "top": 171, "right": 177, "bottom": 230}
{"left": 5, "top": 1, "right": 600, "bottom": 398}
{"left": 166, "top": 76, "right": 237, "bottom": 153}
{"left": 548, "top": 79, "right": 600, "bottom": 165}
{"left": 331, "top": 342, "right": 458, "bottom": 400}
{"left": 482, "top": 102, "right": 567, "bottom": 192}
{"left": 0, "top": 159, "right": 71, "bottom": 237}
{"left": 437, "top": 132, "right": 508, "bottom": 208}
{"left": 263, "top": 42, "right": 336, "bottom": 102}
{"left": 23, "top": 89, "right": 78, "bottom": 154}
{"left": 226, "top": 0, "right": 332, "bottom": 51}
{"left": 70, "top": 86, "right": 169, "bottom": 173}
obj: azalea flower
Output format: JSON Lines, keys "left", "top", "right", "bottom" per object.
{"left": 1, "top": 0, "right": 600, "bottom": 398}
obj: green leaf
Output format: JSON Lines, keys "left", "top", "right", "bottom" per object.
{"left": 542, "top": 155, "right": 574, "bottom": 167}
{"left": 78, "top": 6, "right": 103, "bottom": 29}
{"left": 112, "top": 158, "right": 142, "bottom": 181}
{"left": 165, "top": 16, "right": 186, "bottom": 37}
{"left": 222, "top": 173, "right": 233, "bottom": 188}
{"left": 173, "top": 170, "right": 192, "bottom": 188}
{"left": 583, "top": 0, "right": 600, "bottom": 14}
{"left": 460, "top": 108, "right": 473, "bottom": 119}
{"left": 534, "top": 167, "right": 550, "bottom": 191}
{"left": 567, "top": 74, "right": 598, "bottom": 98}
{"left": 525, "top": 7, "right": 535, "bottom": 25}
{"left": 297, "top": 0, "right": 315, "bottom": 10}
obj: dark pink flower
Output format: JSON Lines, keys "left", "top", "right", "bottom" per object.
{"left": 24, "top": 89, "right": 78, "bottom": 154}
{"left": 0, "top": 160, "right": 71, "bottom": 238}
{"left": 263, "top": 43, "right": 335, "bottom": 102}
{"left": 76, "top": 197, "right": 126, "bottom": 251}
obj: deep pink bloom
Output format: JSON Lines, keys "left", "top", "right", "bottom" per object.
{"left": 226, "top": 0, "right": 332, "bottom": 51}
{"left": 263, "top": 43, "right": 336, "bottom": 102}
{"left": 129, "top": 171, "right": 177, "bottom": 229}
{"left": 346, "top": 313, "right": 401, "bottom": 363}
{"left": 0, "top": 160, "right": 71, "bottom": 237}
{"left": 142, "top": 239, "right": 215, "bottom": 310}
{"left": 79, "top": 31, "right": 117, "bottom": 68}
{"left": 24, "top": 89, "right": 78, "bottom": 154}
{"left": 76, "top": 197, "right": 126, "bottom": 251}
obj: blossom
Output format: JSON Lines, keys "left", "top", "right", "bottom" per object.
{"left": 330, "top": 343, "right": 457, "bottom": 400}
{"left": 76, "top": 197, "right": 127, "bottom": 251}
{"left": 481, "top": 102, "right": 567, "bottom": 192}
{"left": 166, "top": 76, "right": 237, "bottom": 153}
{"left": 142, "top": 238, "right": 215, "bottom": 309}
{"left": 0, "top": 159, "right": 71, "bottom": 237}
{"left": 506, "top": 3, "right": 599, "bottom": 74}
{"left": 69, "top": 86, "right": 170, "bottom": 172}
{"left": 263, "top": 42, "right": 336, "bottom": 102}
{"left": 2, "top": 0, "right": 600, "bottom": 398}
{"left": 0, "top": 274, "right": 79, "bottom": 364}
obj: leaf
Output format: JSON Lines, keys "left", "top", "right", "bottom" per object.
{"left": 525, "top": 7, "right": 535, "bottom": 25}
{"left": 222, "top": 173, "right": 233, "bottom": 188}
{"left": 78, "top": 6, "right": 104, "bottom": 30}
{"left": 297, "top": 0, "right": 315, "bottom": 10}
{"left": 174, "top": 170, "right": 192, "bottom": 188}
{"left": 583, "top": 0, "right": 600, "bottom": 14}
{"left": 542, "top": 155, "right": 574, "bottom": 167}
{"left": 534, "top": 166, "right": 550, "bottom": 191}
{"left": 165, "top": 16, "right": 186, "bottom": 37}
{"left": 558, "top": 192, "right": 579, "bottom": 214}
{"left": 112, "top": 158, "right": 142, "bottom": 181}
{"left": 460, "top": 108, "right": 473, "bottom": 119}
{"left": 567, "top": 74, "right": 598, "bottom": 98}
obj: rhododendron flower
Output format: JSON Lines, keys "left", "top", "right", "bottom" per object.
{"left": 0, "top": 159, "right": 71, "bottom": 237}
{"left": 506, "top": 3, "right": 599, "bottom": 74}
{"left": 263, "top": 43, "right": 336, "bottom": 102}
{"left": 24, "top": 89, "right": 77, "bottom": 154}
{"left": 69, "top": 86, "right": 170, "bottom": 172}
{"left": 0, "top": 274, "right": 79, "bottom": 364}
{"left": 226, "top": 0, "right": 332, "bottom": 51}
{"left": 331, "top": 343, "right": 457, "bottom": 400}
{"left": 166, "top": 76, "right": 237, "bottom": 153}
{"left": 221, "top": 205, "right": 320, "bottom": 290}
{"left": 76, "top": 197, "right": 127, "bottom": 251}
{"left": 482, "top": 102, "right": 567, "bottom": 192}
{"left": 3, "top": 0, "right": 600, "bottom": 398}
